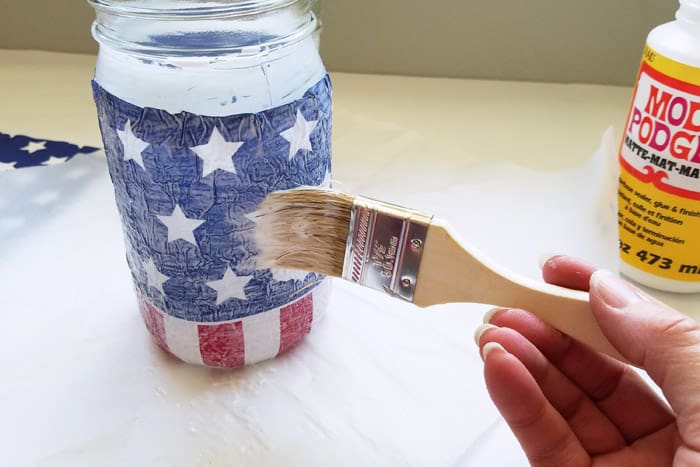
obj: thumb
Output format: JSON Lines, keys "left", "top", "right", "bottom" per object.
{"left": 589, "top": 270, "right": 700, "bottom": 422}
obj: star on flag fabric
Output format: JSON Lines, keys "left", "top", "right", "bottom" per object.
{"left": 0, "top": 132, "right": 100, "bottom": 171}
{"left": 92, "top": 75, "right": 333, "bottom": 366}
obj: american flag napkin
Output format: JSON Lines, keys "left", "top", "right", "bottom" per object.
{"left": 92, "top": 75, "right": 333, "bottom": 367}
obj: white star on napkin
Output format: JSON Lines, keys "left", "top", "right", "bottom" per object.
{"left": 157, "top": 204, "right": 206, "bottom": 245}
{"left": 243, "top": 208, "right": 264, "bottom": 225}
{"left": 191, "top": 127, "right": 244, "bottom": 177}
{"left": 207, "top": 267, "right": 252, "bottom": 305}
{"left": 280, "top": 110, "right": 318, "bottom": 160}
{"left": 144, "top": 258, "right": 169, "bottom": 295}
{"left": 117, "top": 120, "right": 149, "bottom": 169}
{"left": 320, "top": 169, "right": 332, "bottom": 188}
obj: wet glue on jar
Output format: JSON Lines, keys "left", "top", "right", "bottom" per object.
{"left": 617, "top": 0, "right": 700, "bottom": 293}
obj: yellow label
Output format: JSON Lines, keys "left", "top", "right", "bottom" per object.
{"left": 618, "top": 46, "right": 700, "bottom": 281}
{"left": 642, "top": 45, "right": 700, "bottom": 87}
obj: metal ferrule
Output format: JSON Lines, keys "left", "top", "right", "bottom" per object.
{"left": 341, "top": 196, "right": 433, "bottom": 302}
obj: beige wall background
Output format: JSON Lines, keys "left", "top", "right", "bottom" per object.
{"left": 0, "top": 1, "right": 677, "bottom": 85}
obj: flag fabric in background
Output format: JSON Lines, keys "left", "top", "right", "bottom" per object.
{"left": 0, "top": 132, "right": 100, "bottom": 171}
{"left": 0, "top": 140, "right": 106, "bottom": 261}
{"left": 91, "top": 75, "right": 333, "bottom": 367}
{"left": 0, "top": 132, "right": 104, "bottom": 257}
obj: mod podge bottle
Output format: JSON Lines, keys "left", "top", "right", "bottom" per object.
{"left": 617, "top": 0, "right": 700, "bottom": 293}
{"left": 88, "top": 0, "right": 332, "bottom": 366}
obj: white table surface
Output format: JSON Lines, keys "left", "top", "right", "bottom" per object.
{"left": 1, "top": 50, "right": 698, "bottom": 467}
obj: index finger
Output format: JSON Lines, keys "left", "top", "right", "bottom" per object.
{"left": 541, "top": 255, "right": 597, "bottom": 291}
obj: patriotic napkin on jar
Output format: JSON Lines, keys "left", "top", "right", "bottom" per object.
{"left": 88, "top": 75, "right": 333, "bottom": 367}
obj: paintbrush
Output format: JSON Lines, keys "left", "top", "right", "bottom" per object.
{"left": 252, "top": 188, "right": 625, "bottom": 362}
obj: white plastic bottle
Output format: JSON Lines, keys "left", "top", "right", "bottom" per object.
{"left": 617, "top": 0, "right": 700, "bottom": 293}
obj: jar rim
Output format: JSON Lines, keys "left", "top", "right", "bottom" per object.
{"left": 87, "top": 0, "right": 308, "bottom": 19}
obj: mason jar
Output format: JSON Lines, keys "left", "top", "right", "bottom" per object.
{"left": 88, "top": 0, "right": 332, "bottom": 367}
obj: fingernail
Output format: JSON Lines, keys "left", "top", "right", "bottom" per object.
{"left": 482, "top": 307, "right": 505, "bottom": 324}
{"left": 474, "top": 323, "right": 497, "bottom": 346}
{"left": 537, "top": 252, "right": 563, "bottom": 270}
{"left": 481, "top": 342, "right": 505, "bottom": 361}
{"left": 590, "top": 270, "right": 645, "bottom": 309}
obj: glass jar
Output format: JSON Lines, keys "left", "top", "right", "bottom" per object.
{"left": 88, "top": 0, "right": 332, "bottom": 367}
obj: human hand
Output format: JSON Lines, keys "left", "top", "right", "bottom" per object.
{"left": 474, "top": 255, "right": 700, "bottom": 466}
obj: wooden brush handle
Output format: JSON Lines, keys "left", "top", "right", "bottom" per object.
{"left": 413, "top": 221, "right": 626, "bottom": 363}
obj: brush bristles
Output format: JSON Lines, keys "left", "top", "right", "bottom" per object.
{"left": 253, "top": 188, "right": 355, "bottom": 277}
